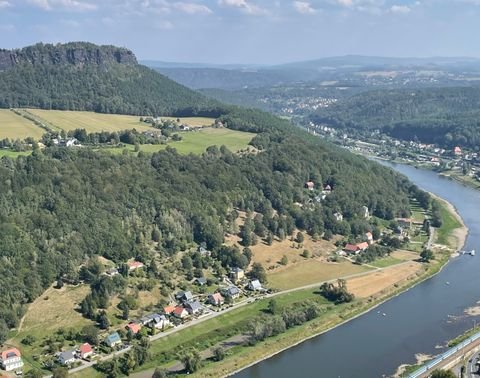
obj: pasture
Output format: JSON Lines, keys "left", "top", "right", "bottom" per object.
{"left": 0, "top": 109, "right": 44, "bottom": 139}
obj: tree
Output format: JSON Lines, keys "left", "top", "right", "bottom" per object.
{"left": 301, "top": 249, "right": 310, "bottom": 258}
{"left": 181, "top": 255, "right": 193, "bottom": 270}
{"left": 181, "top": 349, "right": 202, "bottom": 373}
{"left": 430, "top": 370, "right": 456, "bottom": 378}
{"left": 248, "top": 262, "right": 267, "bottom": 284}
{"left": 212, "top": 346, "right": 225, "bottom": 361}
{"left": 420, "top": 249, "right": 434, "bottom": 262}
{"left": 266, "top": 232, "right": 274, "bottom": 245}
{"left": 280, "top": 255, "right": 288, "bottom": 266}
{"left": 152, "top": 368, "right": 168, "bottom": 378}
{"left": 267, "top": 299, "right": 278, "bottom": 315}
{"left": 82, "top": 325, "right": 99, "bottom": 345}
{"left": 0, "top": 319, "right": 8, "bottom": 344}
{"left": 52, "top": 367, "right": 69, "bottom": 378}
{"left": 97, "top": 310, "right": 110, "bottom": 330}
{"left": 296, "top": 232, "right": 304, "bottom": 243}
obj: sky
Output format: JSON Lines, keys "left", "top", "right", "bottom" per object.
{"left": 0, "top": 0, "right": 480, "bottom": 64}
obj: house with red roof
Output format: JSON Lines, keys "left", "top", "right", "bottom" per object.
{"left": 207, "top": 293, "right": 225, "bottom": 306}
{"left": 173, "top": 306, "right": 188, "bottom": 319}
{"left": 344, "top": 242, "right": 369, "bottom": 255}
{"left": 453, "top": 146, "right": 462, "bottom": 156}
{"left": 164, "top": 305, "right": 176, "bottom": 315}
{"left": 304, "top": 181, "right": 315, "bottom": 190}
{"left": 126, "top": 322, "right": 141, "bottom": 334}
{"left": 0, "top": 348, "right": 23, "bottom": 371}
{"left": 79, "top": 343, "right": 93, "bottom": 359}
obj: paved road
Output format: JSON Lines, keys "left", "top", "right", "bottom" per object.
{"left": 51, "top": 261, "right": 414, "bottom": 378}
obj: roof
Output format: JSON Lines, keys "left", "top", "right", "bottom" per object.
{"left": 106, "top": 332, "right": 121, "bottom": 344}
{"left": 225, "top": 286, "right": 240, "bottom": 296}
{"left": 127, "top": 322, "right": 141, "bottom": 334}
{"left": 164, "top": 305, "right": 175, "bottom": 314}
{"left": 186, "top": 300, "right": 202, "bottom": 311}
{"left": 59, "top": 350, "right": 75, "bottom": 361}
{"left": 128, "top": 261, "right": 144, "bottom": 269}
{"left": 231, "top": 267, "right": 244, "bottom": 273}
{"left": 324, "top": 184, "right": 332, "bottom": 190}
{"left": 344, "top": 243, "right": 359, "bottom": 252}
{"left": 173, "top": 306, "right": 187, "bottom": 316}
{"left": 209, "top": 293, "right": 224, "bottom": 302}
{"left": 249, "top": 279, "right": 262, "bottom": 289}
{"left": 365, "top": 232, "right": 373, "bottom": 239}
{"left": 305, "top": 181, "right": 314, "bottom": 187}
{"left": 79, "top": 343, "right": 93, "bottom": 355}
{"left": 195, "top": 277, "right": 207, "bottom": 285}
{"left": 1, "top": 348, "right": 21, "bottom": 360}
{"left": 357, "top": 242, "right": 369, "bottom": 250}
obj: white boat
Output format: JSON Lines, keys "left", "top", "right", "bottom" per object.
{"left": 470, "top": 250, "right": 476, "bottom": 256}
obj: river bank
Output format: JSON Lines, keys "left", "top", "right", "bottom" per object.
{"left": 181, "top": 196, "right": 468, "bottom": 378}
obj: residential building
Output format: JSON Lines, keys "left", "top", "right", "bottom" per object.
{"left": 334, "top": 212, "right": 343, "bottom": 222}
{"left": 304, "top": 181, "right": 315, "bottom": 190}
{"left": 126, "top": 322, "right": 141, "bottom": 335}
{"left": 222, "top": 286, "right": 241, "bottom": 299}
{"left": 362, "top": 206, "right": 370, "bottom": 219}
{"left": 128, "top": 261, "right": 144, "bottom": 271}
{"left": 344, "top": 242, "right": 369, "bottom": 255}
{"left": 0, "top": 348, "right": 23, "bottom": 372}
{"left": 229, "top": 267, "right": 245, "bottom": 282}
{"left": 194, "top": 277, "right": 207, "bottom": 286}
{"left": 79, "top": 343, "right": 93, "bottom": 359}
{"left": 105, "top": 332, "right": 122, "bottom": 348}
{"left": 248, "top": 279, "right": 262, "bottom": 291}
{"left": 58, "top": 350, "right": 76, "bottom": 365}
{"left": 185, "top": 300, "right": 203, "bottom": 315}
{"left": 207, "top": 293, "right": 224, "bottom": 306}
{"left": 152, "top": 314, "right": 170, "bottom": 330}
{"left": 173, "top": 306, "right": 188, "bottom": 319}
{"left": 164, "top": 305, "right": 176, "bottom": 315}
{"left": 365, "top": 232, "right": 373, "bottom": 243}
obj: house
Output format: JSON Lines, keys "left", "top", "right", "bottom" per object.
{"left": 185, "top": 300, "right": 203, "bottom": 315}
{"left": 105, "top": 268, "right": 119, "bottom": 276}
{"left": 365, "top": 232, "right": 373, "bottom": 243}
{"left": 0, "top": 348, "right": 23, "bottom": 372}
{"left": 229, "top": 267, "right": 245, "bottom": 282}
{"left": 454, "top": 146, "right": 462, "bottom": 156}
{"left": 79, "top": 343, "right": 93, "bottom": 359}
{"left": 334, "top": 212, "right": 343, "bottom": 222}
{"left": 175, "top": 291, "right": 193, "bottom": 302}
{"left": 163, "top": 305, "right": 176, "bottom": 315}
{"left": 396, "top": 218, "right": 413, "bottom": 228}
{"left": 344, "top": 242, "right": 369, "bottom": 255}
{"left": 194, "top": 277, "right": 207, "bottom": 286}
{"left": 128, "top": 261, "right": 144, "bottom": 271}
{"left": 304, "top": 181, "right": 315, "bottom": 190}
{"left": 58, "top": 350, "right": 76, "bottom": 365}
{"left": 323, "top": 184, "right": 332, "bottom": 193}
{"left": 207, "top": 293, "right": 224, "bottom": 306}
{"left": 222, "top": 286, "right": 241, "bottom": 299}
{"left": 126, "top": 322, "right": 141, "bottom": 335}
{"left": 105, "top": 332, "right": 122, "bottom": 348}
{"left": 151, "top": 314, "right": 170, "bottom": 330}
{"left": 362, "top": 206, "right": 370, "bottom": 219}
{"left": 247, "top": 279, "right": 262, "bottom": 291}
{"left": 173, "top": 306, "right": 189, "bottom": 319}
{"left": 198, "top": 245, "right": 210, "bottom": 256}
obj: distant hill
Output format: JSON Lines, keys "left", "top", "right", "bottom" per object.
{"left": 0, "top": 42, "right": 220, "bottom": 116}
{"left": 310, "top": 87, "right": 480, "bottom": 148}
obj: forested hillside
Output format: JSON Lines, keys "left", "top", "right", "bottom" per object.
{"left": 310, "top": 87, "right": 480, "bottom": 148}
{"left": 0, "top": 42, "right": 220, "bottom": 116}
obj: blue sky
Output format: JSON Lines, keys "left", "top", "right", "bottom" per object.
{"left": 0, "top": 0, "right": 479, "bottom": 64}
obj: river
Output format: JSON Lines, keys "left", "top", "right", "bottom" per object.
{"left": 234, "top": 162, "right": 480, "bottom": 378}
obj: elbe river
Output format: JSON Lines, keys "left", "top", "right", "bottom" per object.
{"left": 235, "top": 162, "right": 480, "bottom": 378}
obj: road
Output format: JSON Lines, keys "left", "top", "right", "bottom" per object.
{"left": 49, "top": 261, "right": 415, "bottom": 377}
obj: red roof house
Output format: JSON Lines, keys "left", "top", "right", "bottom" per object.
{"left": 128, "top": 261, "right": 144, "bottom": 271}
{"left": 164, "top": 305, "right": 176, "bottom": 315}
{"left": 173, "top": 306, "right": 188, "bottom": 319}
{"left": 79, "top": 343, "right": 93, "bottom": 359}
{"left": 304, "top": 181, "right": 315, "bottom": 190}
{"left": 126, "top": 322, "right": 141, "bottom": 334}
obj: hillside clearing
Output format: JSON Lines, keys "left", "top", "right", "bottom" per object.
{"left": 0, "top": 109, "right": 44, "bottom": 139}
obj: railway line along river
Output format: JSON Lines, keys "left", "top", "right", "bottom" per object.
{"left": 234, "top": 162, "right": 480, "bottom": 378}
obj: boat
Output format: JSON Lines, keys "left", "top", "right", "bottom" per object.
{"left": 470, "top": 250, "right": 476, "bottom": 256}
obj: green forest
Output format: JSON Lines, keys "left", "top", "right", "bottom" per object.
{"left": 310, "top": 87, "right": 480, "bottom": 148}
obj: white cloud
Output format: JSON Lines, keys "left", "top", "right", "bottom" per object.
{"left": 0, "top": 0, "right": 11, "bottom": 8}
{"left": 173, "top": 2, "right": 212, "bottom": 14}
{"left": 293, "top": 1, "right": 316, "bottom": 14}
{"left": 28, "top": 0, "right": 97, "bottom": 11}
{"left": 218, "top": 0, "right": 266, "bottom": 15}
{"left": 390, "top": 4, "right": 411, "bottom": 13}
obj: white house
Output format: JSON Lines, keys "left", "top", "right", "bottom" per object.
{"left": 247, "top": 279, "right": 262, "bottom": 291}
{"left": 0, "top": 348, "right": 24, "bottom": 372}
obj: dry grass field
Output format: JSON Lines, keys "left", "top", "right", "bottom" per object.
{"left": 346, "top": 261, "right": 423, "bottom": 298}
{"left": 0, "top": 109, "right": 44, "bottom": 139}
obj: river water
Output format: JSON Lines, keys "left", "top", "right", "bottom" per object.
{"left": 234, "top": 162, "right": 480, "bottom": 378}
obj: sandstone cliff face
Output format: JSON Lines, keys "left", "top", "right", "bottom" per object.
{"left": 0, "top": 42, "right": 137, "bottom": 70}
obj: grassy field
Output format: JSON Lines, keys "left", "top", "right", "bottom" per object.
{"left": 369, "top": 255, "right": 404, "bottom": 268}
{"left": 0, "top": 149, "right": 32, "bottom": 158}
{"left": 435, "top": 199, "right": 463, "bottom": 247}
{"left": 106, "top": 128, "right": 255, "bottom": 155}
{"left": 0, "top": 109, "right": 44, "bottom": 139}
{"left": 26, "top": 109, "right": 216, "bottom": 134}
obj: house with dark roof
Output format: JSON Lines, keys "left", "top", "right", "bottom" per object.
{"left": 175, "top": 291, "right": 193, "bottom": 302}
{"left": 58, "top": 350, "right": 76, "bottom": 365}
{"left": 185, "top": 300, "right": 202, "bottom": 315}
{"left": 194, "top": 277, "right": 207, "bottom": 286}
{"left": 222, "top": 286, "right": 241, "bottom": 299}
{"left": 0, "top": 348, "right": 23, "bottom": 371}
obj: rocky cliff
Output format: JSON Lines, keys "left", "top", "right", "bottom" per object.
{"left": 0, "top": 42, "right": 137, "bottom": 70}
